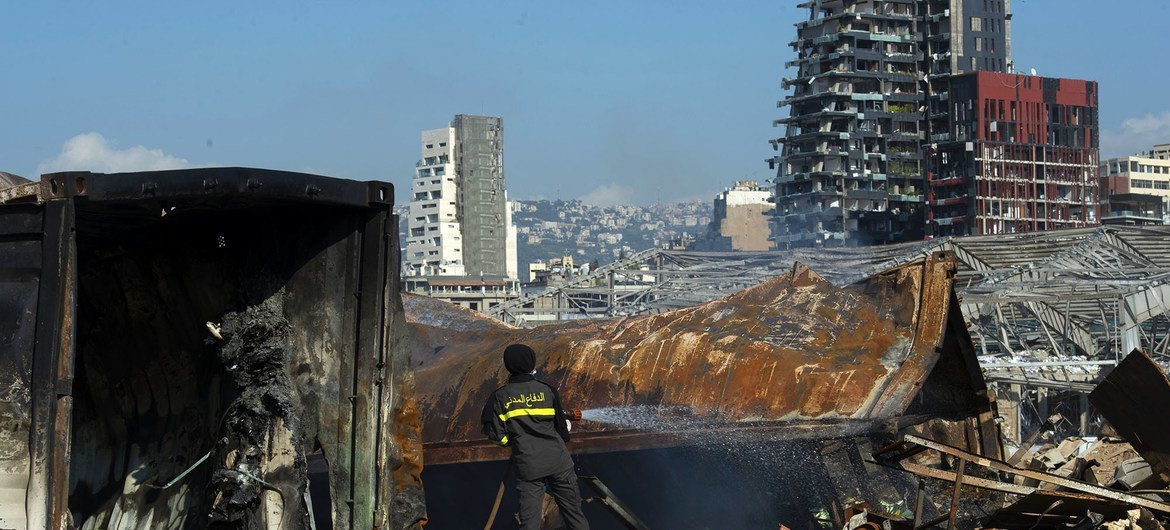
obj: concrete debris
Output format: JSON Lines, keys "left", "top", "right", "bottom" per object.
{"left": 1083, "top": 439, "right": 1145, "bottom": 487}
{"left": 1101, "top": 509, "right": 1167, "bottom": 530}
{"left": 1114, "top": 459, "right": 1157, "bottom": 491}
{"left": 1033, "top": 439, "right": 1080, "bottom": 471}
{"left": 871, "top": 349, "right": 1170, "bottom": 529}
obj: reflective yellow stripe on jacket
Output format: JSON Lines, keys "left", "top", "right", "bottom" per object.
{"left": 498, "top": 408, "right": 557, "bottom": 422}
{"left": 493, "top": 435, "right": 509, "bottom": 447}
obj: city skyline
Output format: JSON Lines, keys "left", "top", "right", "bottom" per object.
{"left": 4, "top": 1, "right": 1169, "bottom": 206}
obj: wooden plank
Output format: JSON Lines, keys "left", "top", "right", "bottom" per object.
{"left": 904, "top": 434, "right": 1170, "bottom": 514}
{"left": 898, "top": 462, "right": 1033, "bottom": 496}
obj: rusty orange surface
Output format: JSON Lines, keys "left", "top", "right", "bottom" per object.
{"left": 411, "top": 252, "right": 967, "bottom": 465}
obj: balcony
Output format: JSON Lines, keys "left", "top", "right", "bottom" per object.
{"left": 890, "top": 131, "right": 924, "bottom": 141}
{"left": 785, "top": 147, "right": 849, "bottom": 159}
{"left": 779, "top": 188, "right": 844, "bottom": 201}
{"left": 931, "top": 196, "right": 969, "bottom": 206}
{"left": 846, "top": 189, "right": 888, "bottom": 200}
{"left": 774, "top": 230, "right": 846, "bottom": 245}
{"left": 932, "top": 215, "right": 968, "bottom": 226}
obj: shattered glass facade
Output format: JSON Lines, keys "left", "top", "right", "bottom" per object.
{"left": 772, "top": 0, "right": 1012, "bottom": 247}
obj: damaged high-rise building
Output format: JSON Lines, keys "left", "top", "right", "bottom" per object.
{"left": 927, "top": 72, "right": 1099, "bottom": 236}
{"left": 404, "top": 114, "right": 518, "bottom": 279}
{"left": 771, "top": 0, "right": 1012, "bottom": 247}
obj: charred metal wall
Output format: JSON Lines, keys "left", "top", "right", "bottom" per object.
{"left": 0, "top": 200, "right": 74, "bottom": 530}
{"left": 0, "top": 169, "right": 425, "bottom": 530}
{"left": 414, "top": 253, "right": 991, "bottom": 464}
{"left": 66, "top": 202, "right": 425, "bottom": 529}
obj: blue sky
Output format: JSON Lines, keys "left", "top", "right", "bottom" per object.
{"left": 4, "top": 1, "right": 1169, "bottom": 205}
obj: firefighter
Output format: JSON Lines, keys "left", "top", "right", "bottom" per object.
{"left": 482, "top": 343, "right": 590, "bottom": 530}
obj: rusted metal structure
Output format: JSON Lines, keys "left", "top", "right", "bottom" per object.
{"left": 489, "top": 226, "right": 1170, "bottom": 446}
{"left": 414, "top": 252, "right": 1004, "bottom": 527}
{"left": 413, "top": 251, "right": 999, "bottom": 464}
{"left": 0, "top": 169, "right": 424, "bottom": 529}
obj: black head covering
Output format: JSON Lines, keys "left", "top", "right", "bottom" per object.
{"left": 503, "top": 343, "right": 537, "bottom": 375}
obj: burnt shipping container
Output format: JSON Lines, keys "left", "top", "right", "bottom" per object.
{"left": 0, "top": 169, "right": 425, "bottom": 529}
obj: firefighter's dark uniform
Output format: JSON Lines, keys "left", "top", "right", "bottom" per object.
{"left": 482, "top": 344, "right": 590, "bottom": 530}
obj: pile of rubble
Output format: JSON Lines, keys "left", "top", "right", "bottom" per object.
{"left": 1026, "top": 436, "right": 1149, "bottom": 492}
{"left": 850, "top": 350, "right": 1170, "bottom": 530}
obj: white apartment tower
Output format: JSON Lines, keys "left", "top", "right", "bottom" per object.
{"left": 406, "top": 127, "right": 465, "bottom": 276}
{"left": 405, "top": 115, "right": 518, "bottom": 279}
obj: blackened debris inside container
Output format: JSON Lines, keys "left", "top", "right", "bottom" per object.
{"left": 209, "top": 292, "right": 308, "bottom": 527}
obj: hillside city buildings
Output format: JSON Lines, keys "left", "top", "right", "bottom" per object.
{"left": 403, "top": 115, "right": 519, "bottom": 311}
{"left": 926, "top": 72, "right": 1100, "bottom": 236}
{"left": 772, "top": 0, "right": 1015, "bottom": 246}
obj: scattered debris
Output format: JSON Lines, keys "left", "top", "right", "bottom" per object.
{"left": 208, "top": 293, "right": 306, "bottom": 526}
{"left": 580, "top": 475, "right": 651, "bottom": 530}
{"left": 1091, "top": 350, "right": 1170, "bottom": 485}
{"left": 868, "top": 350, "right": 1170, "bottom": 529}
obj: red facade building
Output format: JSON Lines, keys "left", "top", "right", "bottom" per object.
{"left": 926, "top": 72, "right": 1099, "bottom": 237}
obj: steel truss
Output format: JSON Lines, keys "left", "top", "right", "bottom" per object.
{"left": 491, "top": 226, "right": 1170, "bottom": 369}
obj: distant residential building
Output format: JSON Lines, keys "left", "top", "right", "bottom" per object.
{"left": 663, "top": 233, "right": 694, "bottom": 250}
{"left": 526, "top": 256, "right": 583, "bottom": 286}
{"left": 772, "top": 0, "right": 1013, "bottom": 247}
{"left": 405, "top": 127, "right": 464, "bottom": 276}
{"left": 400, "top": 276, "right": 520, "bottom": 312}
{"left": 404, "top": 114, "right": 518, "bottom": 279}
{"left": 926, "top": 72, "right": 1099, "bottom": 236}
{"left": 1100, "top": 194, "right": 1164, "bottom": 226}
{"left": 694, "top": 180, "right": 775, "bottom": 251}
{"left": 1100, "top": 148, "right": 1170, "bottom": 225}
{"left": 528, "top": 261, "right": 548, "bottom": 283}
{"left": 1152, "top": 143, "right": 1170, "bottom": 160}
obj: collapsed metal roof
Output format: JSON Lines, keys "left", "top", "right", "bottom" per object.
{"left": 412, "top": 252, "right": 996, "bottom": 465}
{"left": 490, "top": 226, "right": 1170, "bottom": 391}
